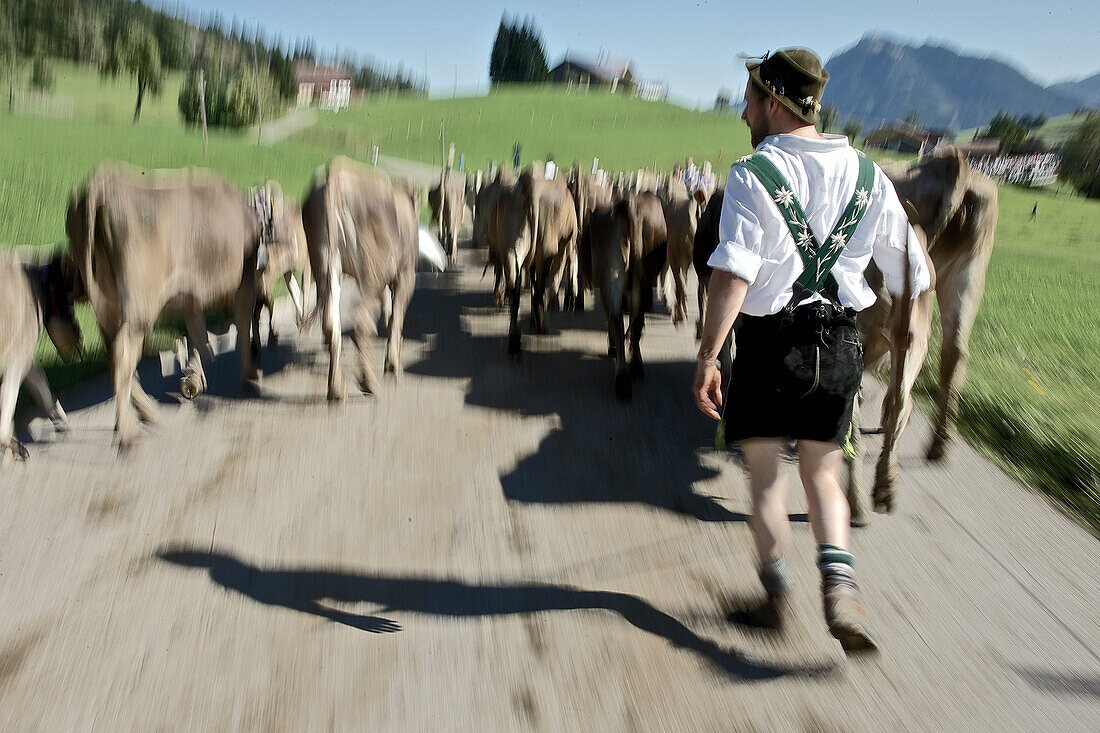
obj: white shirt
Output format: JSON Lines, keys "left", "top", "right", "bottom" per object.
{"left": 707, "top": 133, "right": 931, "bottom": 317}
{"left": 544, "top": 160, "right": 557, "bottom": 180}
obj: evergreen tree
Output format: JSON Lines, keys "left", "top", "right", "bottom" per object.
{"left": 489, "top": 16, "right": 548, "bottom": 84}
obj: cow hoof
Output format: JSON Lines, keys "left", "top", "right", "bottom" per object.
{"left": 872, "top": 491, "right": 894, "bottom": 514}
{"left": 52, "top": 418, "right": 72, "bottom": 435}
{"left": 615, "top": 373, "right": 633, "bottom": 401}
{"left": 358, "top": 377, "right": 379, "bottom": 395}
{"left": 13, "top": 440, "right": 30, "bottom": 462}
{"left": 926, "top": 439, "right": 948, "bottom": 462}
{"left": 850, "top": 513, "right": 869, "bottom": 528}
{"left": 180, "top": 376, "right": 200, "bottom": 400}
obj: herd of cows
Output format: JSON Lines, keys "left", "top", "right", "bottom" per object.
{"left": 0, "top": 147, "right": 998, "bottom": 524}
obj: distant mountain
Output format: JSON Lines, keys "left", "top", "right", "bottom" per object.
{"left": 823, "top": 35, "right": 1083, "bottom": 131}
{"left": 1048, "top": 73, "right": 1100, "bottom": 108}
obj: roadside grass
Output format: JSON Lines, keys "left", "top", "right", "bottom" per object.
{"left": 914, "top": 182, "right": 1099, "bottom": 532}
{"left": 0, "top": 78, "right": 1097, "bottom": 531}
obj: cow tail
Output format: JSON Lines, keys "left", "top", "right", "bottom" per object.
{"left": 81, "top": 176, "right": 105, "bottom": 311}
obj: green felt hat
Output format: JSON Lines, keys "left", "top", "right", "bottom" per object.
{"left": 746, "top": 48, "right": 829, "bottom": 126}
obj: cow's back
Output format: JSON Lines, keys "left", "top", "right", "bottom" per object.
{"left": 71, "top": 166, "right": 258, "bottom": 324}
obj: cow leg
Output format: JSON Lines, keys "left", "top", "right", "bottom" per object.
{"left": 353, "top": 291, "right": 380, "bottom": 395}
{"left": 181, "top": 306, "right": 212, "bottom": 400}
{"left": 928, "top": 262, "right": 985, "bottom": 461}
{"left": 531, "top": 259, "right": 553, "bottom": 335}
{"left": 110, "top": 323, "right": 143, "bottom": 451}
{"left": 385, "top": 273, "right": 414, "bottom": 378}
{"left": 846, "top": 388, "right": 868, "bottom": 527}
{"left": 24, "top": 364, "right": 70, "bottom": 434}
{"left": 629, "top": 276, "right": 650, "bottom": 378}
{"left": 563, "top": 248, "right": 581, "bottom": 313}
{"left": 250, "top": 299, "right": 265, "bottom": 361}
{"left": 320, "top": 267, "right": 345, "bottom": 402}
{"left": 236, "top": 274, "right": 259, "bottom": 391}
{"left": 659, "top": 263, "right": 674, "bottom": 316}
{"left": 0, "top": 357, "right": 32, "bottom": 465}
{"left": 673, "top": 259, "right": 688, "bottom": 325}
{"left": 507, "top": 250, "right": 522, "bottom": 358}
{"left": 873, "top": 292, "right": 933, "bottom": 512}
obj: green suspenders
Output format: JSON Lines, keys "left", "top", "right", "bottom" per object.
{"left": 734, "top": 151, "right": 876, "bottom": 304}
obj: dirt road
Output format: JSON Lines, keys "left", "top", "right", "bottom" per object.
{"left": 1, "top": 242, "right": 1097, "bottom": 731}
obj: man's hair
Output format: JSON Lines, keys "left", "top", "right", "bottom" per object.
{"left": 746, "top": 79, "right": 767, "bottom": 101}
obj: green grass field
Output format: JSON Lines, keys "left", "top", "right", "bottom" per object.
{"left": 1, "top": 69, "right": 1097, "bottom": 531}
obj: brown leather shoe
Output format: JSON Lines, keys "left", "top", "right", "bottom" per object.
{"left": 823, "top": 584, "right": 878, "bottom": 652}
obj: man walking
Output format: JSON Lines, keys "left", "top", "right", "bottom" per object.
{"left": 693, "top": 48, "right": 931, "bottom": 651}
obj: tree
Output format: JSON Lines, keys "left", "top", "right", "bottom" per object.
{"left": 1059, "top": 115, "right": 1100, "bottom": 199}
{"left": 29, "top": 54, "right": 52, "bottom": 90}
{"left": 904, "top": 108, "right": 922, "bottom": 128}
{"left": 843, "top": 118, "right": 864, "bottom": 143}
{"left": 103, "top": 22, "right": 165, "bottom": 123}
{"left": 818, "top": 103, "right": 839, "bottom": 133}
{"left": 0, "top": 1, "right": 20, "bottom": 110}
{"left": 977, "top": 111, "right": 1029, "bottom": 154}
{"left": 489, "top": 16, "right": 548, "bottom": 84}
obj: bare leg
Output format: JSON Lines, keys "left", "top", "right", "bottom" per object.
{"left": 741, "top": 439, "right": 791, "bottom": 562}
{"left": 797, "top": 440, "right": 850, "bottom": 549}
{"left": 799, "top": 438, "right": 876, "bottom": 652}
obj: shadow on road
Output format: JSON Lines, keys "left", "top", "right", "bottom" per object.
{"left": 402, "top": 259, "right": 744, "bottom": 523}
{"left": 158, "top": 546, "right": 837, "bottom": 681}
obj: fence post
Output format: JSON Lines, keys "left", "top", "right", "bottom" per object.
{"left": 199, "top": 69, "right": 208, "bottom": 155}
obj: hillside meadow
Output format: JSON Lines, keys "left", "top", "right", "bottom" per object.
{"left": 0, "top": 72, "right": 1096, "bottom": 530}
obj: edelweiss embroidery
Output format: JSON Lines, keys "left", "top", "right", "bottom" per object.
{"left": 773, "top": 187, "right": 795, "bottom": 209}
{"left": 854, "top": 187, "right": 870, "bottom": 210}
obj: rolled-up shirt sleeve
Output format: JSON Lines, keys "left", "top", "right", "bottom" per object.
{"left": 870, "top": 170, "right": 933, "bottom": 299}
{"left": 707, "top": 171, "right": 765, "bottom": 284}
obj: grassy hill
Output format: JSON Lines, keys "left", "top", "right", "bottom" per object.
{"left": 291, "top": 85, "right": 752, "bottom": 174}
{"left": 0, "top": 72, "right": 1097, "bottom": 530}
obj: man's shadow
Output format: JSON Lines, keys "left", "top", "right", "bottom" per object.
{"left": 402, "top": 270, "right": 778, "bottom": 523}
{"left": 158, "top": 546, "right": 835, "bottom": 681}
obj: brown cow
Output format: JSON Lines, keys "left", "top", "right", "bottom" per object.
{"left": 847, "top": 147, "right": 998, "bottom": 516}
{"left": 0, "top": 254, "right": 81, "bottom": 465}
{"left": 578, "top": 193, "right": 668, "bottom": 400}
{"left": 692, "top": 187, "right": 725, "bottom": 340}
{"left": 301, "top": 157, "right": 419, "bottom": 401}
{"left": 488, "top": 170, "right": 527, "bottom": 311}
{"left": 510, "top": 169, "right": 578, "bottom": 355}
{"left": 660, "top": 179, "right": 707, "bottom": 325}
{"left": 428, "top": 171, "right": 465, "bottom": 261}
{"left": 66, "top": 163, "right": 282, "bottom": 449}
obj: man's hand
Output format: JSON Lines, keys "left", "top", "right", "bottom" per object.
{"left": 693, "top": 358, "right": 723, "bottom": 421}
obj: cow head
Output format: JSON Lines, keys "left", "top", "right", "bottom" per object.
{"left": 40, "top": 255, "right": 83, "bottom": 361}
{"left": 897, "top": 146, "right": 970, "bottom": 249}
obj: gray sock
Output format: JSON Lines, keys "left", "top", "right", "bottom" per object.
{"left": 759, "top": 556, "right": 792, "bottom": 597}
{"left": 818, "top": 544, "right": 857, "bottom": 589}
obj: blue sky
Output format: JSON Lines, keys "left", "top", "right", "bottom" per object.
{"left": 156, "top": 1, "right": 1099, "bottom": 107}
